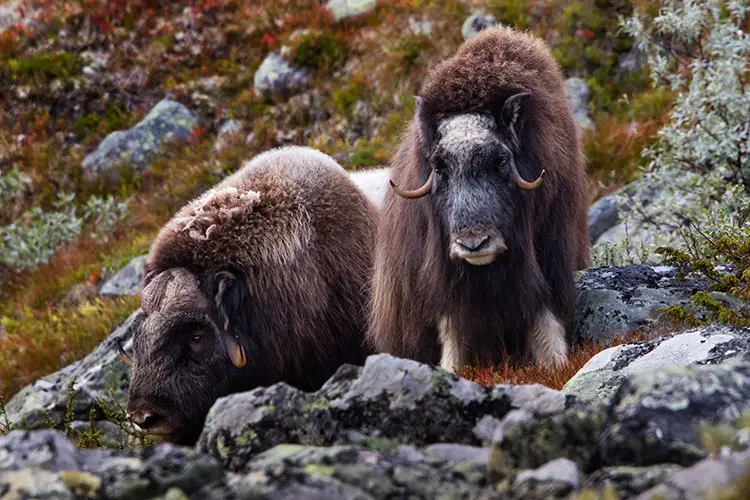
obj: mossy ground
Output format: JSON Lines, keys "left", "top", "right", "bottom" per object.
{"left": 0, "top": 0, "right": 675, "bottom": 405}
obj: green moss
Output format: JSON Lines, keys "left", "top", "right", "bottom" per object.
{"left": 655, "top": 305, "right": 704, "bottom": 329}
{"left": 394, "top": 33, "right": 432, "bottom": 74}
{"left": 73, "top": 102, "right": 134, "bottom": 138}
{"left": 332, "top": 81, "right": 360, "bottom": 121}
{"left": 60, "top": 471, "right": 102, "bottom": 498}
{"left": 487, "top": 0, "right": 529, "bottom": 29}
{"left": 3, "top": 51, "right": 83, "bottom": 84}
{"left": 290, "top": 30, "right": 348, "bottom": 71}
{"left": 303, "top": 464, "right": 336, "bottom": 477}
{"left": 234, "top": 428, "right": 258, "bottom": 447}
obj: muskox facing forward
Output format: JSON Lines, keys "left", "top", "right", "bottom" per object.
{"left": 367, "top": 26, "right": 590, "bottom": 371}
{"left": 120, "top": 146, "right": 376, "bottom": 445}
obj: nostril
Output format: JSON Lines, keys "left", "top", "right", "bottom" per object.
{"left": 456, "top": 235, "right": 490, "bottom": 251}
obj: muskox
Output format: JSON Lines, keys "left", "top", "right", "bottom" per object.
{"left": 119, "top": 146, "right": 377, "bottom": 445}
{"left": 367, "top": 26, "right": 590, "bottom": 371}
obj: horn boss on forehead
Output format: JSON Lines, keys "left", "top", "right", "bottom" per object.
{"left": 368, "top": 26, "right": 591, "bottom": 376}
{"left": 123, "top": 146, "right": 377, "bottom": 446}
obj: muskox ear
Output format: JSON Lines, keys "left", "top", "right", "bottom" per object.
{"left": 213, "top": 271, "right": 248, "bottom": 369}
{"left": 500, "top": 92, "right": 530, "bottom": 140}
{"left": 414, "top": 95, "right": 436, "bottom": 153}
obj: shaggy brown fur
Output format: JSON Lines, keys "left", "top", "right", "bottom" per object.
{"left": 124, "top": 146, "right": 377, "bottom": 445}
{"left": 367, "top": 26, "right": 590, "bottom": 370}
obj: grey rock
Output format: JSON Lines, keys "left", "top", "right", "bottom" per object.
{"left": 565, "top": 77, "right": 594, "bottom": 130}
{"left": 196, "top": 353, "right": 572, "bottom": 471}
{"left": 515, "top": 457, "right": 581, "bottom": 490}
{"left": 325, "top": 0, "right": 377, "bottom": 22}
{"left": 473, "top": 414, "right": 503, "bottom": 445}
{"left": 253, "top": 52, "right": 309, "bottom": 98}
{"left": 493, "top": 359, "right": 750, "bottom": 478}
{"left": 583, "top": 465, "right": 684, "bottom": 497}
{"left": 0, "top": 430, "right": 81, "bottom": 472}
{"left": 99, "top": 255, "right": 147, "bottom": 296}
{"left": 588, "top": 195, "right": 619, "bottom": 244}
{"left": 5, "top": 310, "right": 139, "bottom": 430}
{"left": 637, "top": 448, "right": 750, "bottom": 500}
{"left": 572, "top": 264, "right": 718, "bottom": 345}
{"left": 235, "top": 443, "right": 488, "bottom": 499}
{"left": 564, "top": 325, "right": 750, "bottom": 404}
{"left": 592, "top": 172, "right": 677, "bottom": 256}
{"left": 82, "top": 99, "right": 198, "bottom": 183}
{"left": 0, "top": 430, "right": 223, "bottom": 499}
{"left": 497, "top": 384, "right": 567, "bottom": 417}
{"left": 490, "top": 409, "right": 534, "bottom": 446}
{"left": 462, "top": 11, "right": 497, "bottom": 40}
{"left": 423, "top": 444, "right": 490, "bottom": 463}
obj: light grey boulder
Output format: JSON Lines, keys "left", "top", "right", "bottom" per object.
{"left": 349, "top": 167, "right": 390, "bottom": 209}
{"left": 253, "top": 52, "right": 309, "bottom": 98}
{"left": 638, "top": 447, "right": 750, "bottom": 499}
{"left": 588, "top": 195, "right": 619, "bottom": 244}
{"left": 564, "top": 324, "right": 750, "bottom": 405}
{"left": 565, "top": 77, "right": 594, "bottom": 131}
{"left": 82, "top": 99, "right": 198, "bottom": 183}
{"left": 325, "top": 0, "right": 378, "bottom": 22}
{"left": 514, "top": 457, "right": 581, "bottom": 491}
{"left": 99, "top": 255, "right": 147, "bottom": 296}
{"left": 462, "top": 10, "right": 497, "bottom": 40}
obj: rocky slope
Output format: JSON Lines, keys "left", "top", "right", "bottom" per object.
{"left": 3, "top": 343, "right": 750, "bottom": 499}
{"left": 3, "top": 264, "right": 750, "bottom": 498}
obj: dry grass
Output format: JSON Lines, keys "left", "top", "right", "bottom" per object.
{"left": 0, "top": 296, "right": 140, "bottom": 400}
{"left": 456, "top": 326, "right": 680, "bottom": 390}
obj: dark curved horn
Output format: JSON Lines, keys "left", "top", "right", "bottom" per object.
{"left": 513, "top": 167, "right": 545, "bottom": 190}
{"left": 390, "top": 168, "right": 436, "bottom": 199}
{"left": 117, "top": 338, "right": 133, "bottom": 366}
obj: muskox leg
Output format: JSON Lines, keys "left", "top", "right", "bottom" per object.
{"left": 528, "top": 308, "right": 569, "bottom": 367}
{"left": 438, "top": 316, "right": 464, "bottom": 372}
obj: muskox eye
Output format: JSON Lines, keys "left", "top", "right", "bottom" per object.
{"left": 191, "top": 334, "right": 204, "bottom": 345}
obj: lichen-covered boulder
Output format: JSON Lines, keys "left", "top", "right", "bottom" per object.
{"left": 637, "top": 448, "right": 750, "bottom": 500}
{"left": 82, "top": 99, "right": 197, "bottom": 183}
{"left": 229, "top": 443, "right": 490, "bottom": 499}
{"left": 4, "top": 311, "right": 138, "bottom": 430}
{"left": 491, "top": 357, "right": 750, "bottom": 485}
{"left": 572, "top": 264, "right": 728, "bottom": 345}
{"left": 0, "top": 430, "right": 224, "bottom": 500}
{"left": 253, "top": 52, "right": 309, "bottom": 98}
{"left": 100, "top": 255, "right": 148, "bottom": 296}
{"left": 196, "top": 354, "right": 573, "bottom": 471}
{"left": 563, "top": 325, "right": 750, "bottom": 404}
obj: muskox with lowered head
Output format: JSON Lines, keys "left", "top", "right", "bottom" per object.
{"left": 367, "top": 26, "right": 590, "bottom": 371}
{"left": 119, "top": 146, "right": 376, "bottom": 445}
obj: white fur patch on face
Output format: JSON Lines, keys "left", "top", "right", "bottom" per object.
{"left": 437, "top": 113, "right": 498, "bottom": 168}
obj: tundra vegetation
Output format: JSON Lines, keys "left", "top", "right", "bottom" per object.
{"left": 0, "top": 0, "right": 747, "bottom": 457}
